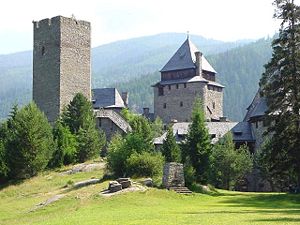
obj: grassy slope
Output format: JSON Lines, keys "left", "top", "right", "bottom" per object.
{"left": 0, "top": 166, "right": 299, "bottom": 225}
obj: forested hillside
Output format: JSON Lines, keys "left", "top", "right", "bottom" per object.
{"left": 0, "top": 33, "right": 271, "bottom": 121}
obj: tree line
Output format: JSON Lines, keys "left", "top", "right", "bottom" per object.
{"left": 0, "top": 93, "right": 105, "bottom": 181}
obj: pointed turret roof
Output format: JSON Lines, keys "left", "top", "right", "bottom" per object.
{"left": 160, "top": 38, "right": 216, "bottom": 73}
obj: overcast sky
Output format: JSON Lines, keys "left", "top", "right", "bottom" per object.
{"left": 0, "top": 0, "right": 293, "bottom": 54}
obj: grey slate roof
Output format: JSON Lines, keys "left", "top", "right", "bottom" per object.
{"left": 160, "top": 38, "right": 217, "bottom": 73}
{"left": 154, "top": 121, "right": 237, "bottom": 145}
{"left": 92, "top": 88, "right": 125, "bottom": 109}
{"left": 244, "top": 91, "right": 267, "bottom": 121}
{"left": 231, "top": 122, "right": 255, "bottom": 142}
{"left": 153, "top": 76, "right": 224, "bottom": 88}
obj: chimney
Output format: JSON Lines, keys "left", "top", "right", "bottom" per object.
{"left": 195, "top": 51, "right": 203, "bottom": 77}
{"left": 143, "top": 107, "right": 150, "bottom": 117}
{"left": 121, "top": 92, "right": 129, "bottom": 107}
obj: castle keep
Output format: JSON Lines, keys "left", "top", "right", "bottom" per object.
{"left": 33, "top": 16, "right": 91, "bottom": 123}
{"left": 153, "top": 38, "right": 224, "bottom": 123}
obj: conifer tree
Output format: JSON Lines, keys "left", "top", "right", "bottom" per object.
{"left": 6, "top": 102, "right": 54, "bottom": 179}
{"left": 183, "top": 97, "right": 212, "bottom": 183}
{"left": 49, "top": 120, "right": 78, "bottom": 167}
{"left": 260, "top": 0, "right": 300, "bottom": 188}
{"left": 62, "top": 93, "right": 106, "bottom": 162}
{"left": 210, "top": 133, "right": 253, "bottom": 190}
{"left": 162, "top": 126, "right": 181, "bottom": 162}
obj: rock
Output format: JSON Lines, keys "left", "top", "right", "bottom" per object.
{"left": 108, "top": 181, "right": 119, "bottom": 189}
{"left": 109, "top": 183, "right": 122, "bottom": 193}
{"left": 61, "top": 162, "right": 106, "bottom": 175}
{"left": 116, "top": 178, "right": 130, "bottom": 183}
{"left": 73, "top": 178, "right": 101, "bottom": 188}
{"left": 120, "top": 180, "right": 131, "bottom": 189}
{"left": 143, "top": 178, "right": 153, "bottom": 187}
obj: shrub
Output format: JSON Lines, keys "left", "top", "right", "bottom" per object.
{"left": 107, "top": 134, "right": 129, "bottom": 177}
{"left": 126, "top": 151, "right": 164, "bottom": 177}
{"left": 107, "top": 132, "right": 155, "bottom": 177}
{"left": 49, "top": 121, "right": 78, "bottom": 168}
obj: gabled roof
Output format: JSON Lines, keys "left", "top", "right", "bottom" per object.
{"left": 243, "top": 90, "right": 267, "bottom": 121}
{"left": 160, "top": 38, "right": 217, "bottom": 73}
{"left": 154, "top": 121, "right": 237, "bottom": 145}
{"left": 231, "top": 122, "right": 255, "bottom": 142}
{"left": 92, "top": 88, "right": 125, "bottom": 109}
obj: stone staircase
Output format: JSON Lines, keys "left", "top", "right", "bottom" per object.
{"left": 95, "top": 109, "right": 132, "bottom": 133}
{"left": 169, "top": 186, "right": 192, "bottom": 194}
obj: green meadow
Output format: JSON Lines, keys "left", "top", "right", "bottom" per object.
{"left": 0, "top": 165, "right": 299, "bottom": 225}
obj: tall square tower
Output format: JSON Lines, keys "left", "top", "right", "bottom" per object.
{"left": 33, "top": 16, "right": 91, "bottom": 123}
{"left": 153, "top": 38, "right": 224, "bottom": 123}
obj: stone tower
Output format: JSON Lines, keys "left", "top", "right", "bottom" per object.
{"left": 33, "top": 16, "right": 91, "bottom": 123}
{"left": 153, "top": 37, "right": 224, "bottom": 123}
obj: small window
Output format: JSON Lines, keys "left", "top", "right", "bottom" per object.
{"left": 163, "top": 103, "right": 167, "bottom": 109}
{"left": 168, "top": 85, "right": 171, "bottom": 90}
{"left": 255, "top": 121, "right": 258, "bottom": 128}
{"left": 212, "top": 102, "right": 215, "bottom": 109}
{"left": 176, "top": 84, "right": 179, "bottom": 89}
{"left": 158, "top": 87, "right": 164, "bottom": 96}
{"left": 184, "top": 83, "right": 187, "bottom": 88}
{"left": 180, "top": 101, "right": 183, "bottom": 107}
{"left": 41, "top": 46, "right": 45, "bottom": 56}
{"left": 98, "top": 118, "right": 102, "bottom": 127}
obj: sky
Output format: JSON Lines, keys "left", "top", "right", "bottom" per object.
{"left": 0, "top": 0, "right": 293, "bottom": 54}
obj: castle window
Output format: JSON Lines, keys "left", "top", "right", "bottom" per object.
{"left": 255, "top": 121, "right": 258, "bottom": 128}
{"left": 176, "top": 84, "right": 179, "bottom": 89}
{"left": 41, "top": 46, "right": 45, "bottom": 56}
{"left": 212, "top": 102, "right": 215, "bottom": 109}
{"left": 184, "top": 83, "right": 187, "bottom": 88}
{"left": 168, "top": 85, "right": 171, "bottom": 90}
{"left": 163, "top": 103, "right": 167, "bottom": 109}
{"left": 98, "top": 118, "right": 102, "bottom": 127}
{"left": 158, "top": 87, "right": 164, "bottom": 96}
{"left": 180, "top": 101, "right": 183, "bottom": 107}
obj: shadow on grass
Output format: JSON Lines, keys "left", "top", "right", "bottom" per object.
{"left": 252, "top": 217, "right": 300, "bottom": 222}
{"left": 220, "top": 193, "right": 300, "bottom": 209}
{"left": 0, "top": 178, "right": 24, "bottom": 191}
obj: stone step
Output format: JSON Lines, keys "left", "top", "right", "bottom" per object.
{"left": 169, "top": 186, "right": 192, "bottom": 194}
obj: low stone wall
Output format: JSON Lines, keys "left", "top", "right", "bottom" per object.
{"left": 162, "top": 162, "right": 185, "bottom": 188}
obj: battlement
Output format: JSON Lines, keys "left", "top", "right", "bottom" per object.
{"left": 33, "top": 15, "right": 90, "bottom": 29}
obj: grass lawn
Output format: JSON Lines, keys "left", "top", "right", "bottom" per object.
{"left": 0, "top": 165, "right": 299, "bottom": 225}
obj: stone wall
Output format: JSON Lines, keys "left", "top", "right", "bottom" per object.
{"left": 250, "top": 120, "right": 267, "bottom": 151}
{"left": 33, "top": 16, "right": 91, "bottom": 123}
{"left": 204, "top": 86, "right": 223, "bottom": 120}
{"left": 162, "top": 162, "right": 185, "bottom": 188}
{"left": 154, "top": 81, "right": 223, "bottom": 123}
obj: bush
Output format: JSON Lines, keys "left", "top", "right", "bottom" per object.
{"left": 107, "top": 132, "right": 155, "bottom": 177}
{"left": 184, "top": 163, "right": 196, "bottom": 187}
{"left": 107, "top": 134, "right": 129, "bottom": 177}
{"left": 126, "top": 151, "right": 164, "bottom": 177}
{"left": 49, "top": 121, "right": 78, "bottom": 168}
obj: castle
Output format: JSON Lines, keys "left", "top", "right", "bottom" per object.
{"left": 32, "top": 16, "right": 269, "bottom": 191}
